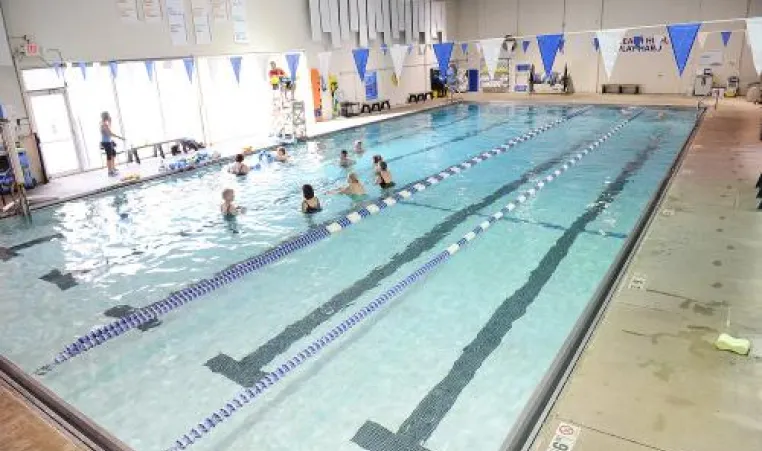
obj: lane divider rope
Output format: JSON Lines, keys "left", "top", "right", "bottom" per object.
{"left": 35, "top": 106, "right": 594, "bottom": 376}
{"left": 165, "top": 108, "right": 643, "bottom": 451}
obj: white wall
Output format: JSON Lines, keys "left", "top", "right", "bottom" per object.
{"left": 454, "top": 0, "right": 762, "bottom": 94}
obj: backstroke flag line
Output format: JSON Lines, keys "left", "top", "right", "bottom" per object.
{"left": 596, "top": 28, "right": 627, "bottom": 78}
{"left": 479, "top": 38, "right": 503, "bottom": 79}
{"left": 389, "top": 44, "right": 408, "bottom": 80}
{"left": 746, "top": 18, "right": 762, "bottom": 75}
{"left": 536, "top": 34, "right": 564, "bottom": 77}
{"left": 432, "top": 42, "right": 454, "bottom": 78}
{"left": 666, "top": 23, "right": 701, "bottom": 76}
{"left": 353, "top": 47, "right": 370, "bottom": 81}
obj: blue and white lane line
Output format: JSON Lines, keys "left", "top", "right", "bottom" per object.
{"left": 164, "top": 109, "right": 643, "bottom": 451}
{"left": 35, "top": 106, "right": 593, "bottom": 376}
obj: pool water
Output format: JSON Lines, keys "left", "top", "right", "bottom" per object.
{"left": 0, "top": 103, "right": 698, "bottom": 451}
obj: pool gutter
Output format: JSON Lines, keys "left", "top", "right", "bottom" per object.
{"left": 498, "top": 107, "right": 708, "bottom": 451}
{"left": 0, "top": 355, "right": 134, "bottom": 451}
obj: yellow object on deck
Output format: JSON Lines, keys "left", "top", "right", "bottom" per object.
{"left": 715, "top": 333, "right": 750, "bottom": 355}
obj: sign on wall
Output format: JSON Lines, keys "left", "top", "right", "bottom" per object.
{"left": 619, "top": 36, "right": 669, "bottom": 53}
{"left": 365, "top": 71, "right": 378, "bottom": 100}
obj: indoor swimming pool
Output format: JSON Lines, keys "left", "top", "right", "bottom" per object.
{"left": 0, "top": 103, "right": 699, "bottom": 451}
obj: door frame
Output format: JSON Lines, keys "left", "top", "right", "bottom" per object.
{"left": 26, "top": 88, "right": 86, "bottom": 178}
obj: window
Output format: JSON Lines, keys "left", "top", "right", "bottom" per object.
{"left": 22, "top": 68, "right": 65, "bottom": 91}
{"left": 114, "top": 62, "right": 164, "bottom": 147}
{"left": 155, "top": 59, "right": 204, "bottom": 142}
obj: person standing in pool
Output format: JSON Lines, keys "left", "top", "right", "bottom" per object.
{"left": 229, "top": 154, "right": 250, "bottom": 175}
{"left": 339, "top": 150, "right": 355, "bottom": 168}
{"left": 100, "top": 111, "right": 125, "bottom": 177}
{"left": 375, "top": 161, "right": 395, "bottom": 189}
{"left": 327, "top": 172, "right": 366, "bottom": 199}
{"left": 301, "top": 184, "right": 322, "bottom": 214}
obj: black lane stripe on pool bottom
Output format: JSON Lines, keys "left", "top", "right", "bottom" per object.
{"left": 0, "top": 233, "right": 64, "bottom": 262}
{"left": 204, "top": 121, "right": 617, "bottom": 386}
{"left": 351, "top": 129, "right": 667, "bottom": 451}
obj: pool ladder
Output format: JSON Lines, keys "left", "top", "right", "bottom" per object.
{"left": 697, "top": 89, "right": 720, "bottom": 111}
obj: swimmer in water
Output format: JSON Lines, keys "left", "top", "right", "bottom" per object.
{"left": 353, "top": 140, "right": 365, "bottom": 155}
{"left": 229, "top": 154, "right": 250, "bottom": 175}
{"left": 275, "top": 146, "right": 289, "bottom": 162}
{"left": 221, "top": 188, "right": 244, "bottom": 216}
{"left": 657, "top": 111, "right": 666, "bottom": 120}
{"left": 375, "top": 161, "right": 395, "bottom": 189}
{"left": 327, "top": 172, "right": 366, "bottom": 197}
{"left": 372, "top": 155, "right": 384, "bottom": 173}
{"left": 339, "top": 150, "right": 355, "bottom": 168}
{"left": 301, "top": 184, "right": 322, "bottom": 214}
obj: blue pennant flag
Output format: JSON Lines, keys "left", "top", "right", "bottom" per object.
{"left": 408, "top": 45, "right": 413, "bottom": 55}
{"left": 558, "top": 38, "right": 565, "bottom": 54}
{"left": 108, "top": 61, "right": 118, "bottom": 79}
{"left": 352, "top": 48, "right": 370, "bottom": 82}
{"left": 536, "top": 34, "right": 564, "bottom": 77}
{"left": 229, "top": 56, "right": 243, "bottom": 84}
{"left": 145, "top": 60, "right": 155, "bottom": 81}
{"left": 285, "top": 53, "right": 300, "bottom": 80}
{"left": 381, "top": 43, "right": 388, "bottom": 55}
{"left": 721, "top": 31, "right": 732, "bottom": 47}
{"left": 461, "top": 42, "right": 468, "bottom": 54}
{"left": 522, "top": 40, "right": 530, "bottom": 53}
{"left": 53, "top": 61, "right": 63, "bottom": 78}
{"left": 183, "top": 57, "right": 194, "bottom": 82}
{"left": 633, "top": 35, "right": 644, "bottom": 48}
{"left": 593, "top": 37, "right": 600, "bottom": 51}
{"left": 667, "top": 23, "right": 701, "bottom": 76}
{"left": 76, "top": 62, "right": 87, "bottom": 80}
{"left": 432, "top": 42, "right": 454, "bottom": 79}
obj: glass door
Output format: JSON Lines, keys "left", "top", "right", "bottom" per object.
{"left": 28, "top": 90, "right": 82, "bottom": 177}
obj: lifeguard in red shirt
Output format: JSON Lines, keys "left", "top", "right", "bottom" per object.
{"left": 268, "top": 61, "right": 286, "bottom": 90}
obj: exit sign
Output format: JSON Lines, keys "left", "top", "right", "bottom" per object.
{"left": 24, "top": 42, "right": 39, "bottom": 57}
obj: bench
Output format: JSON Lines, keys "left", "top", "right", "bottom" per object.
{"left": 602, "top": 84, "right": 641, "bottom": 94}
{"left": 407, "top": 91, "right": 435, "bottom": 103}
{"left": 360, "top": 99, "right": 391, "bottom": 114}
{"left": 340, "top": 101, "right": 361, "bottom": 117}
{"left": 104, "top": 138, "right": 194, "bottom": 166}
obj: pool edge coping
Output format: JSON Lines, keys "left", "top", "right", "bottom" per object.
{"left": 498, "top": 107, "right": 708, "bottom": 451}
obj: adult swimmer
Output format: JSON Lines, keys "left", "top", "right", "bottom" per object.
{"left": 229, "top": 154, "right": 250, "bottom": 176}
{"left": 327, "top": 172, "right": 366, "bottom": 200}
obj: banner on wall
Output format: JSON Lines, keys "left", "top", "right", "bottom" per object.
{"left": 597, "top": 28, "right": 627, "bottom": 78}
{"left": 389, "top": 44, "right": 408, "bottom": 80}
{"left": 212, "top": 0, "right": 229, "bottom": 22}
{"left": 746, "top": 18, "right": 762, "bottom": 75}
{"left": 183, "top": 58, "right": 195, "bottom": 82}
{"left": 433, "top": 42, "right": 454, "bottom": 78}
{"left": 536, "top": 34, "right": 563, "bottom": 77}
{"left": 479, "top": 38, "right": 503, "bottom": 79}
{"left": 593, "top": 36, "right": 600, "bottom": 51}
{"left": 353, "top": 47, "right": 370, "bottom": 81}
{"left": 666, "top": 23, "right": 701, "bottom": 76}
{"left": 191, "top": 0, "right": 212, "bottom": 45}
{"left": 721, "top": 31, "right": 732, "bottom": 47}
{"left": 109, "top": 61, "right": 118, "bottom": 79}
{"left": 522, "top": 40, "right": 530, "bottom": 53}
{"left": 229, "top": 56, "right": 243, "bottom": 83}
{"left": 231, "top": 0, "right": 249, "bottom": 43}
{"left": 165, "top": 0, "right": 189, "bottom": 46}
{"left": 619, "top": 35, "right": 667, "bottom": 53}
{"left": 365, "top": 71, "right": 378, "bottom": 100}
{"left": 285, "top": 53, "right": 301, "bottom": 80}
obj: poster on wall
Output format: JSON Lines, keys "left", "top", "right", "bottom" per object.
{"left": 116, "top": 0, "right": 139, "bottom": 22}
{"left": 698, "top": 51, "right": 723, "bottom": 67}
{"left": 191, "top": 0, "right": 212, "bottom": 45}
{"left": 231, "top": 0, "right": 249, "bottom": 44}
{"left": 165, "top": 0, "right": 189, "bottom": 46}
{"left": 141, "top": 0, "right": 162, "bottom": 22}
{"left": 211, "top": 0, "right": 229, "bottom": 22}
{"left": 365, "top": 71, "right": 378, "bottom": 100}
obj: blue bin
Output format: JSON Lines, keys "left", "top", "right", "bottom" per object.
{"left": 467, "top": 69, "right": 479, "bottom": 92}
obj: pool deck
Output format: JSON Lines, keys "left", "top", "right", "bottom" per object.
{"left": 528, "top": 99, "right": 762, "bottom": 451}
{"left": 2, "top": 94, "right": 761, "bottom": 451}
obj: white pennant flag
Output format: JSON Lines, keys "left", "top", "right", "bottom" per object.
{"left": 389, "top": 44, "right": 408, "bottom": 80}
{"left": 317, "top": 51, "right": 332, "bottom": 79}
{"left": 697, "top": 31, "right": 709, "bottom": 48}
{"left": 596, "top": 28, "right": 627, "bottom": 79}
{"left": 479, "top": 38, "right": 503, "bottom": 79}
{"left": 747, "top": 18, "right": 762, "bottom": 75}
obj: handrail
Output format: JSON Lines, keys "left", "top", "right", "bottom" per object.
{"left": 697, "top": 89, "right": 720, "bottom": 111}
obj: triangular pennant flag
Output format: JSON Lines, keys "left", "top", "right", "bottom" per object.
{"left": 145, "top": 60, "right": 155, "bottom": 81}
{"left": 721, "top": 31, "right": 732, "bottom": 47}
{"left": 229, "top": 56, "right": 243, "bottom": 84}
{"left": 162, "top": 60, "right": 174, "bottom": 70}
{"left": 53, "top": 61, "right": 63, "bottom": 78}
{"left": 108, "top": 61, "right": 118, "bottom": 79}
{"left": 536, "top": 34, "right": 564, "bottom": 77}
{"left": 522, "top": 40, "right": 530, "bottom": 53}
{"left": 633, "top": 35, "right": 644, "bottom": 48}
{"left": 596, "top": 28, "right": 628, "bottom": 78}
{"left": 461, "top": 42, "right": 468, "bottom": 54}
{"left": 593, "top": 36, "right": 600, "bottom": 51}
{"left": 317, "top": 51, "right": 332, "bottom": 80}
{"left": 183, "top": 57, "right": 195, "bottom": 82}
{"left": 285, "top": 53, "right": 300, "bottom": 80}
{"left": 479, "top": 38, "right": 503, "bottom": 79}
{"left": 381, "top": 43, "right": 388, "bottom": 55}
{"left": 407, "top": 45, "right": 413, "bottom": 55}
{"left": 432, "top": 42, "right": 454, "bottom": 79}
{"left": 746, "top": 18, "right": 762, "bottom": 75}
{"left": 558, "top": 38, "right": 565, "bottom": 54}
{"left": 389, "top": 44, "right": 408, "bottom": 80}
{"left": 76, "top": 62, "right": 87, "bottom": 80}
{"left": 697, "top": 31, "right": 709, "bottom": 48}
{"left": 666, "top": 23, "right": 701, "bottom": 76}
{"left": 352, "top": 48, "right": 370, "bottom": 81}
